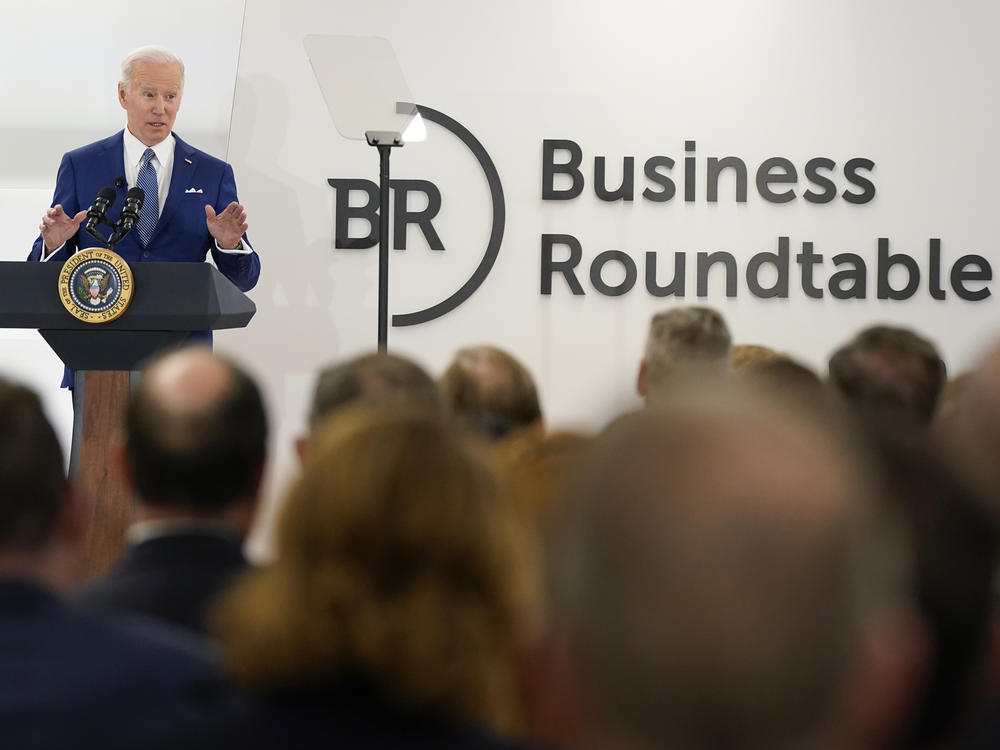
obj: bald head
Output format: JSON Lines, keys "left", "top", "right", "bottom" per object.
{"left": 552, "top": 389, "right": 904, "bottom": 750}
{"left": 126, "top": 347, "right": 267, "bottom": 511}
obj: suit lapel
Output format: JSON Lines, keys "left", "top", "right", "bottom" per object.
{"left": 154, "top": 133, "right": 198, "bottom": 239}
{"left": 105, "top": 131, "right": 128, "bottom": 203}
{"left": 77, "top": 132, "right": 128, "bottom": 251}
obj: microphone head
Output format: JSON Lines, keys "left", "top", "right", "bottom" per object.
{"left": 125, "top": 187, "right": 144, "bottom": 209}
{"left": 97, "top": 186, "right": 116, "bottom": 204}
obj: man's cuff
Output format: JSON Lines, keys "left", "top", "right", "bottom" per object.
{"left": 42, "top": 242, "right": 66, "bottom": 261}
{"left": 215, "top": 239, "right": 253, "bottom": 255}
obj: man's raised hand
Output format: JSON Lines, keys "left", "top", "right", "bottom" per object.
{"left": 205, "top": 202, "right": 249, "bottom": 250}
{"left": 40, "top": 205, "right": 87, "bottom": 255}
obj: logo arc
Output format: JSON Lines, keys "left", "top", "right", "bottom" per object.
{"left": 391, "top": 104, "right": 505, "bottom": 327}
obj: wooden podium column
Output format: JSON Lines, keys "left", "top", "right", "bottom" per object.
{"left": 72, "top": 371, "right": 134, "bottom": 577}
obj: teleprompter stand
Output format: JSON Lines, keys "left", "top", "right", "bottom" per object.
{"left": 366, "top": 130, "right": 403, "bottom": 350}
{"left": 304, "top": 34, "right": 423, "bottom": 351}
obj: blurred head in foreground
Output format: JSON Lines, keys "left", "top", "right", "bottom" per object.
{"left": 125, "top": 347, "right": 268, "bottom": 534}
{"left": 828, "top": 325, "right": 945, "bottom": 427}
{"left": 546, "top": 386, "right": 917, "bottom": 750}
{"left": 299, "top": 351, "right": 442, "bottom": 459}
{"left": 945, "top": 340, "right": 1000, "bottom": 522}
{"left": 866, "top": 425, "right": 997, "bottom": 748}
{"left": 637, "top": 306, "right": 732, "bottom": 404}
{"left": 0, "top": 378, "right": 79, "bottom": 587}
{"left": 440, "top": 345, "right": 543, "bottom": 441}
{"left": 494, "top": 430, "right": 592, "bottom": 539}
{"left": 738, "top": 356, "right": 827, "bottom": 407}
{"left": 731, "top": 343, "right": 783, "bottom": 371}
{"left": 213, "top": 405, "right": 539, "bottom": 735}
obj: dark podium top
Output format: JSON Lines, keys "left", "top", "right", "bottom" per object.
{"left": 0, "top": 261, "right": 256, "bottom": 371}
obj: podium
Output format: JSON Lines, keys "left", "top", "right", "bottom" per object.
{"left": 0, "top": 261, "right": 256, "bottom": 575}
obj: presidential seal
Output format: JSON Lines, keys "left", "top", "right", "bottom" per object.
{"left": 58, "top": 248, "right": 134, "bottom": 323}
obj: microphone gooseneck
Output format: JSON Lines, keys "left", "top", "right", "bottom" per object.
{"left": 108, "top": 187, "right": 145, "bottom": 250}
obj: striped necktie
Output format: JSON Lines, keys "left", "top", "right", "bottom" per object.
{"left": 135, "top": 148, "right": 159, "bottom": 247}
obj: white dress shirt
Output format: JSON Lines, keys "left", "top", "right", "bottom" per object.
{"left": 123, "top": 126, "right": 173, "bottom": 217}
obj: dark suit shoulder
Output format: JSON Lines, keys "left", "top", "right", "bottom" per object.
{"left": 0, "top": 583, "right": 238, "bottom": 749}
{"left": 223, "top": 681, "right": 545, "bottom": 750}
{"left": 74, "top": 533, "right": 249, "bottom": 635}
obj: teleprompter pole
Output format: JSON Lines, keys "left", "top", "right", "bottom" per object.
{"left": 366, "top": 131, "right": 403, "bottom": 352}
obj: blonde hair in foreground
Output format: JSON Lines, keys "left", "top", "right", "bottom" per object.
{"left": 212, "top": 404, "right": 537, "bottom": 733}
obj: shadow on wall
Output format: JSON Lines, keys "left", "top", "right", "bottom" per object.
{"left": 225, "top": 74, "right": 342, "bottom": 372}
{"left": 224, "top": 75, "right": 347, "bottom": 560}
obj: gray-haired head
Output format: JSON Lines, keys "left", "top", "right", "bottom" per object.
{"left": 639, "top": 306, "right": 732, "bottom": 402}
{"left": 120, "top": 45, "right": 185, "bottom": 93}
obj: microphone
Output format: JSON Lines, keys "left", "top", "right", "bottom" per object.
{"left": 84, "top": 187, "right": 116, "bottom": 243}
{"left": 108, "top": 187, "right": 144, "bottom": 249}
{"left": 114, "top": 177, "right": 126, "bottom": 189}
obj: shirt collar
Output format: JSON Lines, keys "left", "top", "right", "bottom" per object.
{"left": 126, "top": 518, "right": 242, "bottom": 546}
{"left": 123, "top": 127, "right": 175, "bottom": 169}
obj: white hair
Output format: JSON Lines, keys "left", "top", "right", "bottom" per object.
{"left": 120, "top": 46, "right": 185, "bottom": 92}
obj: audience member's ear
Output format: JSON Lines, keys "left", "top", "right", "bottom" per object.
{"left": 294, "top": 434, "right": 308, "bottom": 463}
{"left": 841, "top": 604, "right": 929, "bottom": 750}
{"left": 636, "top": 358, "right": 649, "bottom": 397}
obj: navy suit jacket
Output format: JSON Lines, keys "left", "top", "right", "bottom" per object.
{"left": 0, "top": 579, "right": 240, "bottom": 749}
{"left": 181, "top": 678, "right": 543, "bottom": 750}
{"left": 28, "top": 130, "right": 261, "bottom": 385}
{"left": 74, "top": 531, "right": 249, "bottom": 635}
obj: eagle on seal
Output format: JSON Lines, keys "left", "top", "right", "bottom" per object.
{"left": 77, "top": 271, "right": 112, "bottom": 306}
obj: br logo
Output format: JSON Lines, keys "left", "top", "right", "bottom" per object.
{"left": 327, "top": 105, "right": 504, "bottom": 326}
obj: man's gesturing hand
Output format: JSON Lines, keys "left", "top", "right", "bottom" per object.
{"left": 40, "top": 205, "right": 87, "bottom": 255}
{"left": 205, "top": 202, "right": 249, "bottom": 250}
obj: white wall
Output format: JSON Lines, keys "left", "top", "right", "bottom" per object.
{"left": 5, "top": 1, "right": 1000, "bottom": 559}
{"left": 229, "top": 0, "right": 1000, "bottom": 555}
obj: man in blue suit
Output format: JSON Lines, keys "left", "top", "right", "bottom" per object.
{"left": 29, "top": 46, "right": 260, "bottom": 385}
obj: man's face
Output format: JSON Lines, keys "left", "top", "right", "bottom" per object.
{"left": 118, "top": 60, "right": 183, "bottom": 147}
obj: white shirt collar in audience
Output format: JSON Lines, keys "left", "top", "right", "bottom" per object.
{"left": 126, "top": 518, "right": 241, "bottom": 546}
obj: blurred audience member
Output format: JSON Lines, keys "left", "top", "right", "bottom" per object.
{"left": 494, "top": 430, "right": 592, "bottom": 538}
{"left": 441, "top": 345, "right": 543, "bottom": 440}
{"left": 739, "top": 356, "right": 827, "bottom": 406}
{"left": 731, "top": 343, "right": 783, "bottom": 371}
{"left": 866, "top": 425, "right": 997, "bottom": 750}
{"left": 212, "top": 405, "right": 541, "bottom": 748}
{"left": 637, "top": 306, "right": 731, "bottom": 404}
{"left": 0, "top": 377, "right": 234, "bottom": 748}
{"left": 542, "top": 387, "right": 920, "bottom": 750}
{"left": 493, "top": 429, "right": 592, "bottom": 747}
{"left": 945, "top": 345, "right": 1000, "bottom": 517}
{"left": 298, "top": 351, "right": 442, "bottom": 459}
{"left": 936, "top": 372, "right": 971, "bottom": 426}
{"left": 828, "top": 325, "right": 946, "bottom": 426}
{"left": 76, "top": 347, "right": 267, "bottom": 635}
